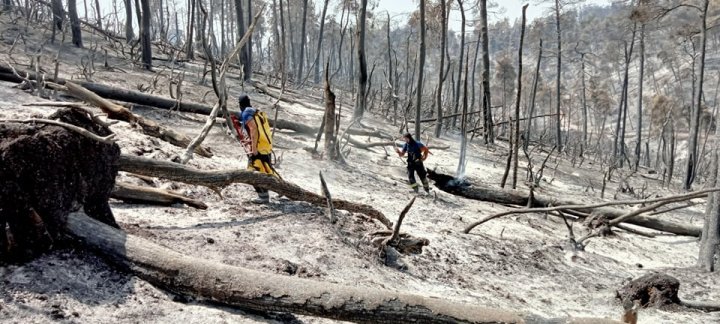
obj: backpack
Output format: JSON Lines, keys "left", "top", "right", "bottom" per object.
{"left": 229, "top": 109, "right": 273, "bottom": 155}
{"left": 251, "top": 110, "right": 273, "bottom": 155}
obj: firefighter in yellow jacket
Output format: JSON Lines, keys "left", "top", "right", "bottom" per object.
{"left": 231, "top": 94, "right": 279, "bottom": 204}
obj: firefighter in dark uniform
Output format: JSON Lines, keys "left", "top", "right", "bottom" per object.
{"left": 395, "top": 133, "right": 430, "bottom": 194}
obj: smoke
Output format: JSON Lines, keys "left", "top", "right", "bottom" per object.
{"left": 456, "top": 128, "right": 469, "bottom": 179}
{"left": 447, "top": 176, "right": 470, "bottom": 188}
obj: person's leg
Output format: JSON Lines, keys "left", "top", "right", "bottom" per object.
{"left": 407, "top": 164, "right": 419, "bottom": 193}
{"left": 248, "top": 156, "right": 270, "bottom": 204}
{"left": 417, "top": 162, "right": 430, "bottom": 193}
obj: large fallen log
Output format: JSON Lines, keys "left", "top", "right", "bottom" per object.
{"left": 116, "top": 154, "right": 393, "bottom": 228}
{"left": 111, "top": 182, "right": 208, "bottom": 209}
{"left": 0, "top": 64, "right": 214, "bottom": 115}
{"left": 426, "top": 170, "right": 702, "bottom": 237}
{"left": 66, "top": 211, "right": 620, "bottom": 323}
{"left": 251, "top": 80, "right": 324, "bottom": 111}
{"left": 0, "top": 65, "right": 389, "bottom": 140}
{"left": 63, "top": 82, "right": 213, "bottom": 157}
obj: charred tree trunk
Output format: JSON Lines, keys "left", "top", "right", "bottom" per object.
{"left": 353, "top": 0, "right": 368, "bottom": 121}
{"left": 124, "top": 0, "right": 134, "bottom": 41}
{"left": 140, "top": 0, "right": 152, "bottom": 70}
{"left": 111, "top": 182, "right": 208, "bottom": 209}
{"left": 699, "top": 127, "right": 720, "bottom": 271}
{"left": 434, "top": 0, "right": 447, "bottom": 137}
{"left": 634, "top": 23, "right": 645, "bottom": 170}
{"left": 117, "top": 154, "right": 392, "bottom": 227}
{"left": 553, "top": 0, "right": 563, "bottom": 151}
{"left": 278, "top": 0, "right": 288, "bottom": 87}
{"left": 457, "top": 49, "right": 469, "bottom": 178}
{"left": 64, "top": 211, "right": 617, "bottom": 323}
{"left": 68, "top": 0, "right": 83, "bottom": 47}
{"left": 415, "top": 0, "right": 426, "bottom": 139}
{"left": 50, "top": 0, "right": 63, "bottom": 44}
{"left": 233, "top": 0, "right": 248, "bottom": 80}
{"left": 324, "top": 64, "right": 338, "bottom": 160}
{"left": 62, "top": 82, "right": 212, "bottom": 157}
{"left": 247, "top": 0, "right": 252, "bottom": 71}
{"left": 94, "top": 0, "right": 102, "bottom": 29}
{"left": 525, "top": 39, "right": 542, "bottom": 151}
{"left": 386, "top": 12, "right": 398, "bottom": 126}
{"left": 452, "top": 0, "right": 466, "bottom": 129}
{"left": 480, "top": 0, "right": 494, "bottom": 144}
{"left": 133, "top": 0, "right": 142, "bottom": 40}
{"left": 220, "top": 0, "right": 226, "bottom": 55}
{"left": 613, "top": 26, "right": 637, "bottom": 167}
{"left": 0, "top": 65, "right": 210, "bottom": 114}
{"left": 579, "top": 51, "right": 588, "bottom": 156}
{"left": 312, "top": 0, "right": 330, "bottom": 84}
{"left": 685, "top": 0, "right": 709, "bottom": 190}
{"left": 511, "top": 5, "right": 528, "bottom": 189}
{"left": 186, "top": 0, "right": 195, "bottom": 60}
{"left": 159, "top": 0, "right": 165, "bottom": 41}
{"left": 427, "top": 170, "right": 702, "bottom": 237}
{"left": 297, "top": 0, "right": 309, "bottom": 82}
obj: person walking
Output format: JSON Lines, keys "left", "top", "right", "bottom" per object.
{"left": 395, "top": 133, "right": 430, "bottom": 194}
{"left": 230, "top": 94, "right": 279, "bottom": 204}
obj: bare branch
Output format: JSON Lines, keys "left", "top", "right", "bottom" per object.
{"left": 464, "top": 187, "right": 720, "bottom": 233}
{"left": 0, "top": 118, "right": 116, "bottom": 144}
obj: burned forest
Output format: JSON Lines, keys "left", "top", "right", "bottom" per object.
{"left": 1, "top": 0, "right": 720, "bottom": 323}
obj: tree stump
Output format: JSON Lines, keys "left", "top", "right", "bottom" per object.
{"left": 0, "top": 108, "right": 120, "bottom": 263}
{"left": 616, "top": 273, "right": 681, "bottom": 309}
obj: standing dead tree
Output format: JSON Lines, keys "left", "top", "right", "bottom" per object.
{"left": 414, "top": 0, "right": 427, "bottom": 140}
{"left": 323, "top": 63, "right": 339, "bottom": 160}
{"left": 511, "top": 4, "right": 528, "bottom": 189}
{"left": 50, "top": 0, "right": 64, "bottom": 43}
{"left": 480, "top": 0, "right": 495, "bottom": 143}
{"left": 524, "top": 39, "right": 543, "bottom": 151}
{"left": 353, "top": 0, "right": 369, "bottom": 121}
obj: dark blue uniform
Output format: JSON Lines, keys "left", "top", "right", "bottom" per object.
{"left": 401, "top": 141, "right": 430, "bottom": 193}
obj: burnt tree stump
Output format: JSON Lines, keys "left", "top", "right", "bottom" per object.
{"left": 616, "top": 273, "right": 681, "bottom": 309}
{"left": 0, "top": 108, "right": 120, "bottom": 263}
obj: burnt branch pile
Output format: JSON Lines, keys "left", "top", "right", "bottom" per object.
{"left": 427, "top": 170, "right": 703, "bottom": 238}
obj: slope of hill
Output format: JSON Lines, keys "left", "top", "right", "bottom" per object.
{"left": 0, "top": 14, "right": 718, "bottom": 324}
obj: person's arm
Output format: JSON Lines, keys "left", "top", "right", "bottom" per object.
{"left": 395, "top": 144, "right": 406, "bottom": 157}
{"left": 246, "top": 118, "right": 259, "bottom": 156}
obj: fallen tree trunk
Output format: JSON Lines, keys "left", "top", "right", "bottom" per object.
{"left": 66, "top": 211, "right": 620, "bottom": 323}
{"left": 0, "top": 65, "right": 214, "bottom": 115}
{"left": 251, "top": 80, "right": 323, "bottom": 111}
{"left": 116, "top": 154, "right": 393, "bottom": 228}
{"left": 408, "top": 110, "right": 483, "bottom": 124}
{"left": 0, "top": 65, "right": 389, "bottom": 140}
{"left": 63, "top": 82, "right": 212, "bottom": 157}
{"left": 426, "top": 170, "right": 702, "bottom": 236}
{"left": 271, "top": 118, "right": 391, "bottom": 139}
{"left": 111, "top": 182, "right": 208, "bottom": 209}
